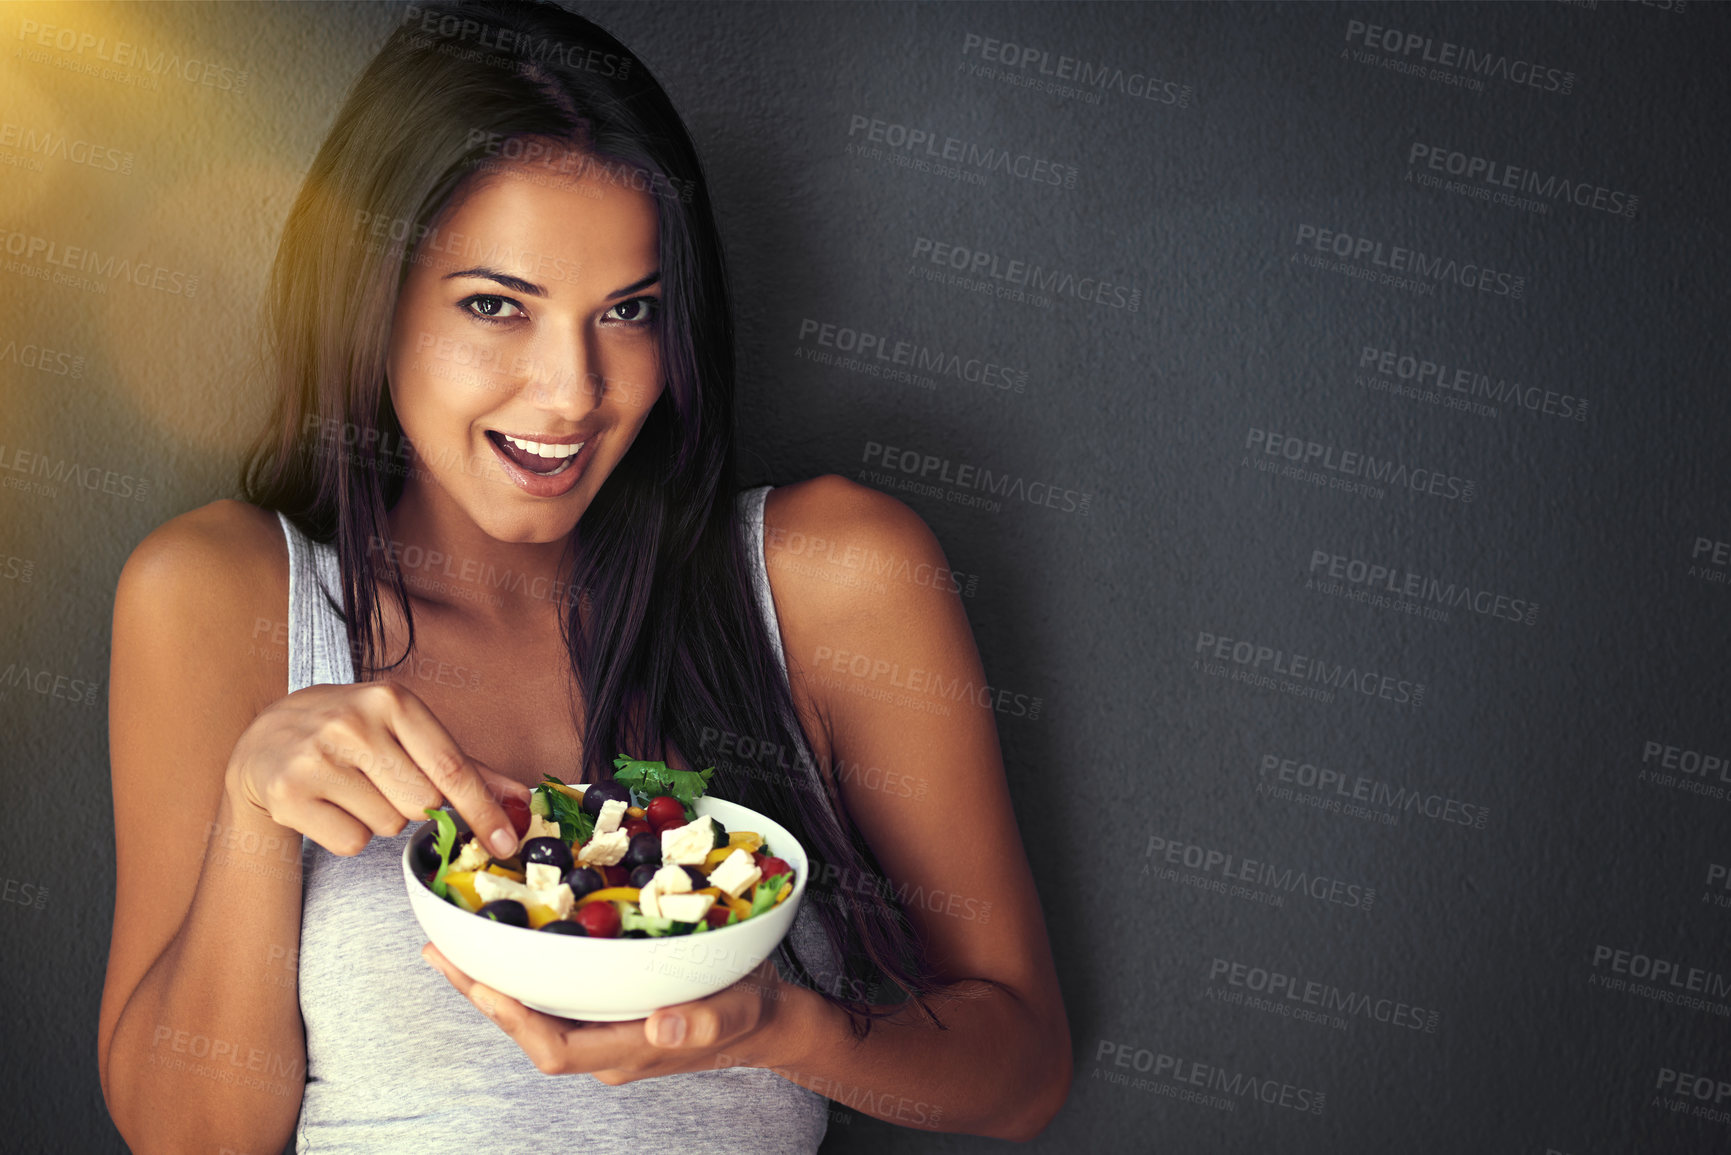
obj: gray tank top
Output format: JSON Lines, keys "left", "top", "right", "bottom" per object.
{"left": 279, "top": 487, "right": 836, "bottom": 1152}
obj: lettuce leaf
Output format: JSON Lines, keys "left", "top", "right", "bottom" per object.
{"left": 748, "top": 872, "right": 791, "bottom": 917}
{"left": 425, "top": 807, "right": 457, "bottom": 899}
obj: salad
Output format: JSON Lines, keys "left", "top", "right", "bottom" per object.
{"left": 411, "top": 756, "right": 794, "bottom": 938}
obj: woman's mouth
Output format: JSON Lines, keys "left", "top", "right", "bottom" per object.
{"left": 484, "top": 430, "right": 591, "bottom": 497}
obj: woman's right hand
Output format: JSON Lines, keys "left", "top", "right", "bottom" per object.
{"left": 225, "top": 680, "right": 528, "bottom": 860}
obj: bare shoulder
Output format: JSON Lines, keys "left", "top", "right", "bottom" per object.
{"left": 119, "top": 499, "right": 286, "bottom": 607}
{"left": 114, "top": 499, "right": 291, "bottom": 695}
{"left": 760, "top": 474, "right": 952, "bottom": 625}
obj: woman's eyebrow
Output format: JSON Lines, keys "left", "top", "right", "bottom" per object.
{"left": 442, "top": 266, "right": 547, "bottom": 297}
{"left": 439, "top": 267, "right": 660, "bottom": 300}
{"left": 606, "top": 271, "right": 660, "bottom": 299}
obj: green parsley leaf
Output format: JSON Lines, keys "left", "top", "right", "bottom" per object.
{"left": 612, "top": 756, "right": 715, "bottom": 817}
{"left": 537, "top": 777, "right": 595, "bottom": 844}
{"left": 425, "top": 807, "right": 457, "bottom": 900}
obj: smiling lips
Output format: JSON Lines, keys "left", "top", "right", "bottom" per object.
{"left": 487, "top": 431, "right": 585, "bottom": 476}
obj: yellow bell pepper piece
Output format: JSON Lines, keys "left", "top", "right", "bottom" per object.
{"left": 526, "top": 903, "right": 564, "bottom": 929}
{"left": 701, "top": 848, "right": 732, "bottom": 870}
{"left": 486, "top": 864, "right": 525, "bottom": 882}
{"left": 774, "top": 881, "right": 792, "bottom": 906}
{"left": 727, "top": 832, "right": 764, "bottom": 854}
{"left": 443, "top": 870, "right": 483, "bottom": 911}
{"left": 575, "top": 886, "right": 641, "bottom": 907}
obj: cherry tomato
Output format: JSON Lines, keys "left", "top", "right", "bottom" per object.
{"left": 501, "top": 793, "right": 531, "bottom": 838}
{"left": 645, "top": 796, "right": 686, "bottom": 830}
{"left": 573, "top": 901, "right": 621, "bottom": 938}
{"left": 757, "top": 856, "right": 792, "bottom": 883}
{"left": 599, "top": 864, "right": 631, "bottom": 889}
{"left": 703, "top": 905, "right": 731, "bottom": 930}
{"left": 621, "top": 818, "right": 652, "bottom": 839}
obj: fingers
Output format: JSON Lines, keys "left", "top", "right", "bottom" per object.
{"left": 647, "top": 958, "right": 776, "bottom": 1053}
{"left": 375, "top": 684, "right": 518, "bottom": 857}
{"left": 295, "top": 798, "right": 379, "bottom": 858}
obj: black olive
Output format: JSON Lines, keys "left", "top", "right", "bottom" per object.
{"left": 562, "top": 867, "right": 603, "bottom": 900}
{"left": 477, "top": 900, "right": 528, "bottom": 927}
{"left": 520, "top": 837, "right": 573, "bottom": 873}
{"left": 540, "top": 921, "right": 586, "bottom": 936}
{"left": 581, "top": 779, "right": 633, "bottom": 816}
{"left": 628, "top": 863, "right": 658, "bottom": 889}
{"left": 623, "top": 832, "right": 662, "bottom": 869}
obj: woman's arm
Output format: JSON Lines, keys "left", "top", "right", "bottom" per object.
{"left": 99, "top": 501, "right": 310, "bottom": 1153}
{"left": 749, "top": 474, "right": 1072, "bottom": 1139}
{"left": 425, "top": 476, "right": 1072, "bottom": 1139}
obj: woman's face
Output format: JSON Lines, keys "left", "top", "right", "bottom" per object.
{"left": 386, "top": 154, "right": 664, "bottom": 543}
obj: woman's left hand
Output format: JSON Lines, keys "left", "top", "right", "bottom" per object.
{"left": 421, "top": 943, "right": 798, "bottom": 1082}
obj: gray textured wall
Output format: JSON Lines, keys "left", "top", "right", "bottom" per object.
{"left": 2, "top": 1, "right": 1726, "bottom": 1151}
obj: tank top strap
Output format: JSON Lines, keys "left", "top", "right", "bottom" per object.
{"left": 275, "top": 511, "right": 355, "bottom": 692}
{"left": 735, "top": 484, "right": 789, "bottom": 677}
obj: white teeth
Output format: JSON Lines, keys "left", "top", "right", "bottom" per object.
{"left": 502, "top": 434, "right": 582, "bottom": 459}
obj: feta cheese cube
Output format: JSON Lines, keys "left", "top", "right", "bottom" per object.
{"left": 525, "top": 863, "right": 563, "bottom": 891}
{"left": 451, "top": 838, "right": 491, "bottom": 873}
{"left": 576, "top": 828, "right": 629, "bottom": 867}
{"left": 706, "top": 848, "right": 762, "bottom": 898}
{"left": 594, "top": 798, "right": 628, "bottom": 835}
{"left": 520, "top": 811, "right": 560, "bottom": 852}
{"left": 472, "top": 871, "right": 536, "bottom": 906}
{"left": 657, "top": 893, "right": 715, "bottom": 924}
{"left": 649, "top": 863, "right": 692, "bottom": 895}
{"left": 536, "top": 883, "right": 575, "bottom": 921}
{"left": 638, "top": 877, "right": 663, "bottom": 918}
{"left": 661, "top": 815, "right": 716, "bottom": 866}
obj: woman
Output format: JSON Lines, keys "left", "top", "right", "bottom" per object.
{"left": 97, "top": 1, "right": 1070, "bottom": 1150}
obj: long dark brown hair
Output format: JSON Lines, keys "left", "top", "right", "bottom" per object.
{"left": 240, "top": 0, "right": 945, "bottom": 1032}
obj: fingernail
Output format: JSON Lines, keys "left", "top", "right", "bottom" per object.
{"left": 490, "top": 829, "right": 518, "bottom": 856}
{"left": 653, "top": 1014, "right": 686, "bottom": 1047}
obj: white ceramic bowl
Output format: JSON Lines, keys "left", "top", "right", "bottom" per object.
{"left": 402, "top": 794, "right": 806, "bottom": 1020}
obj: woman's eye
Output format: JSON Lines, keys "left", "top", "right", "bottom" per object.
{"left": 460, "top": 295, "right": 523, "bottom": 322}
{"left": 606, "top": 297, "right": 660, "bottom": 326}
